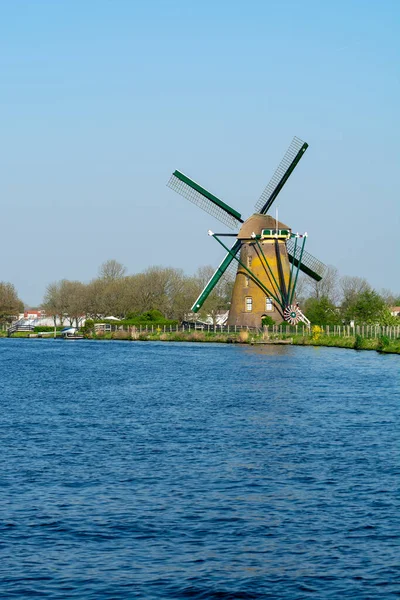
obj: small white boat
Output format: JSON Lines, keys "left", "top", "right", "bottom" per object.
{"left": 61, "top": 327, "right": 84, "bottom": 340}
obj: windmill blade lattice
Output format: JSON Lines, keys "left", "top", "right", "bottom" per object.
{"left": 254, "top": 136, "right": 308, "bottom": 215}
{"left": 167, "top": 170, "right": 243, "bottom": 230}
{"left": 287, "top": 237, "right": 326, "bottom": 282}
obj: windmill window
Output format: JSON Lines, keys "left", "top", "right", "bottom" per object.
{"left": 245, "top": 276, "right": 249, "bottom": 287}
{"left": 247, "top": 256, "right": 252, "bottom": 268}
{"left": 265, "top": 298, "right": 273, "bottom": 311}
{"left": 245, "top": 297, "right": 253, "bottom": 312}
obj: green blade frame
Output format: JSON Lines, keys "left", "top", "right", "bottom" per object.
{"left": 255, "top": 137, "right": 308, "bottom": 215}
{"left": 286, "top": 237, "right": 326, "bottom": 282}
{"left": 167, "top": 170, "right": 243, "bottom": 231}
{"left": 191, "top": 239, "right": 242, "bottom": 313}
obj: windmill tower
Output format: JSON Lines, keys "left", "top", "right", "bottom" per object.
{"left": 167, "top": 137, "right": 326, "bottom": 326}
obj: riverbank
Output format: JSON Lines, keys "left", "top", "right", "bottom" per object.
{"left": 106, "top": 328, "right": 400, "bottom": 353}
{"left": 3, "top": 329, "right": 400, "bottom": 354}
{"left": 291, "top": 334, "right": 400, "bottom": 354}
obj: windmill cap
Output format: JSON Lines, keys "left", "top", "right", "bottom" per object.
{"left": 237, "top": 214, "right": 291, "bottom": 239}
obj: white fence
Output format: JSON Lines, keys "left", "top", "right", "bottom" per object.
{"left": 96, "top": 323, "right": 400, "bottom": 339}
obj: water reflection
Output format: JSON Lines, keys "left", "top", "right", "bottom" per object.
{"left": 242, "top": 343, "right": 295, "bottom": 357}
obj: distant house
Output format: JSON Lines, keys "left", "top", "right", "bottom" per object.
{"left": 390, "top": 307, "right": 400, "bottom": 317}
{"left": 24, "top": 309, "right": 44, "bottom": 320}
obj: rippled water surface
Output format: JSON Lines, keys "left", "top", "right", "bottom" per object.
{"left": 0, "top": 339, "right": 399, "bottom": 599}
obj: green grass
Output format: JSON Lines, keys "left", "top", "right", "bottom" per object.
{"left": 9, "top": 331, "right": 33, "bottom": 338}
{"left": 292, "top": 334, "right": 400, "bottom": 354}
{"left": 292, "top": 334, "right": 356, "bottom": 349}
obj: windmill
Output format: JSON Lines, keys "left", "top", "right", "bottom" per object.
{"left": 167, "top": 136, "right": 326, "bottom": 327}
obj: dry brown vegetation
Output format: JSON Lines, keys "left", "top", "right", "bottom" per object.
{"left": 239, "top": 330, "right": 249, "bottom": 343}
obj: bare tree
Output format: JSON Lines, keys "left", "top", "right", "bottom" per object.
{"left": 170, "top": 276, "right": 201, "bottom": 322}
{"left": 98, "top": 259, "right": 127, "bottom": 281}
{"left": 293, "top": 274, "right": 308, "bottom": 304}
{"left": 0, "top": 282, "right": 23, "bottom": 323}
{"left": 85, "top": 277, "right": 125, "bottom": 319}
{"left": 85, "top": 278, "right": 105, "bottom": 320}
{"left": 380, "top": 288, "right": 400, "bottom": 307}
{"left": 305, "top": 265, "right": 340, "bottom": 303}
{"left": 42, "top": 281, "right": 66, "bottom": 327}
{"left": 61, "top": 280, "right": 87, "bottom": 328}
{"left": 194, "top": 265, "right": 232, "bottom": 325}
{"left": 340, "top": 276, "right": 370, "bottom": 303}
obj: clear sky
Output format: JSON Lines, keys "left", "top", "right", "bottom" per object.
{"left": 1, "top": 0, "right": 399, "bottom": 305}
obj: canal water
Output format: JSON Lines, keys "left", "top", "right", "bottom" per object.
{"left": 0, "top": 339, "right": 399, "bottom": 599}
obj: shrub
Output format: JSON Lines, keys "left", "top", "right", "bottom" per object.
{"left": 354, "top": 334, "right": 363, "bottom": 350}
{"left": 117, "top": 314, "right": 178, "bottom": 327}
{"left": 377, "top": 335, "right": 390, "bottom": 351}
{"left": 81, "top": 319, "right": 95, "bottom": 335}
{"left": 138, "top": 333, "right": 149, "bottom": 341}
{"left": 312, "top": 325, "right": 322, "bottom": 341}
{"left": 111, "top": 330, "right": 131, "bottom": 340}
{"left": 261, "top": 315, "right": 275, "bottom": 327}
{"left": 187, "top": 332, "right": 206, "bottom": 342}
{"left": 239, "top": 330, "right": 249, "bottom": 343}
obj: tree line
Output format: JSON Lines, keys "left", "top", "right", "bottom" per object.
{"left": 41, "top": 260, "right": 233, "bottom": 327}
{"left": 297, "top": 266, "right": 400, "bottom": 326}
{"left": 0, "top": 260, "right": 399, "bottom": 326}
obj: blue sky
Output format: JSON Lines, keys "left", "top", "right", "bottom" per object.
{"left": 1, "top": 0, "right": 399, "bottom": 304}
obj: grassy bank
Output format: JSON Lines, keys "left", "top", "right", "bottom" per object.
{"left": 291, "top": 334, "right": 400, "bottom": 354}
{"left": 4, "top": 329, "right": 400, "bottom": 354}
{"left": 106, "top": 329, "right": 400, "bottom": 354}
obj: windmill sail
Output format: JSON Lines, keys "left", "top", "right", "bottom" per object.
{"left": 286, "top": 237, "right": 326, "bottom": 281}
{"left": 167, "top": 170, "right": 243, "bottom": 230}
{"left": 254, "top": 137, "right": 308, "bottom": 215}
{"left": 191, "top": 240, "right": 241, "bottom": 312}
